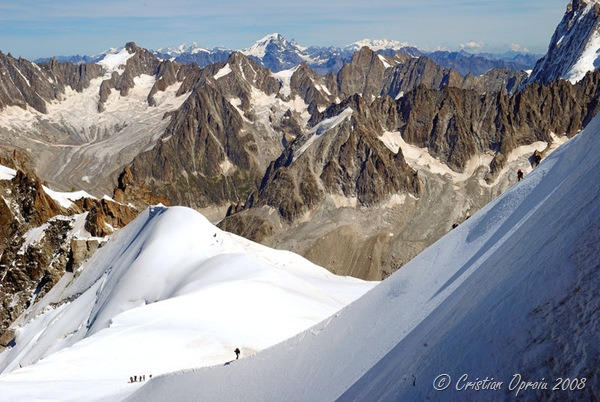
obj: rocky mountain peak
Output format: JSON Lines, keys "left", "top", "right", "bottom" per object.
{"left": 243, "top": 33, "right": 291, "bottom": 57}
{"left": 125, "top": 41, "right": 140, "bottom": 53}
{"left": 527, "top": 0, "right": 600, "bottom": 85}
{"left": 336, "top": 46, "right": 387, "bottom": 100}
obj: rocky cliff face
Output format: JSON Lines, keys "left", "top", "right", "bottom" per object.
{"left": 0, "top": 152, "right": 137, "bottom": 345}
{"left": 220, "top": 69, "right": 600, "bottom": 280}
{"left": 111, "top": 52, "right": 302, "bottom": 217}
{"left": 338, "top": 48, "right": 526, "bottom": 101}
{"left": 528, "top": 0, "right": 600, "bottom": 85}
{"left": 232, "top": 95, "right": 420, "bottom": 223}
{"left": 381, "top": 70, "right": 600, "bottom": 174}
{"left": 0, "top": 52, "right": 103, "bottom": 113}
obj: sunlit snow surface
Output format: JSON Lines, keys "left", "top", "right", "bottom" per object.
{"left": 97, "top": 48, "right": 135, "bottom": 73}
{"left": 0, "top": 165, "right": 16, "bottom": 181}
{"left": 0, "top": 207, "right": 375, "bottom": 401}
{"left": 128, "top": 114, "right": 600, "bottom": 401}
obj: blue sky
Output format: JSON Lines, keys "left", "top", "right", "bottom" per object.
{"left": 0, "top": 0, "right": 568, "bottom": 59}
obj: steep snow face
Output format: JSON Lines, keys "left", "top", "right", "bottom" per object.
{"left": 528, "top": 0, "right": 600, "bottom": 84}
{"left": 128, "top": 113, "right": 600, "bottom": 401}
{"left": 243, "top": 33, "right": 288, "bottom": 58}
{"left": 272, "top": 65, "right": 299, "bottom": 97}
{"left": 0, "top": 206, "right": 375, "bottom": 401}
{"left": 97, "top": 48, "right": 135, "bottom": 74}
{"left": 213, "top": 64, "right": 232, "bottom": 80}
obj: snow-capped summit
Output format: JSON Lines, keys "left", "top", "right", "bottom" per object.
{"left": 243, "top": 33, "right": 289, "bottom": 58}
{"left": 347, "top": 38, "right": 412, "bottom": 52}
{"left": 241, "top": 32, "right": 314, "bottom": 71}
{"left": 527, "top": 0, "right": 600, "bottom": 84}
{"left": 156, "top": 42, "right": 210, "bottom": 55}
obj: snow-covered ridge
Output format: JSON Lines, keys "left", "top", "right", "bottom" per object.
{"left": 156, "top": 42, "right": 210, "bottom": 55}
{"left": 0, "top": 206, "right": 376, "bottom": 401}
{"left": 128, "top": 106, "right": 600, "bottom": 402}
{"left": 42, "top": 186, "right": 95, "bottom": 209}
{"left": 349, "top": 38, "right": 412, "bottom": 52}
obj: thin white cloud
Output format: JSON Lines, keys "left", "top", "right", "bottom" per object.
{"left": 460, "top": 41, "right": 484, "bottom": 50}
{"left": 510, "top": 43, "right": 530, "bottom": 52}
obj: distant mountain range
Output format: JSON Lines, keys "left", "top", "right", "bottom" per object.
{"left": 35, "top": 33, "right": 541, "bottom": 76}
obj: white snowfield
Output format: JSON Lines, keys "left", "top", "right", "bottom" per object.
{"left": 127, "top": 115, "right": 600, "bottom": 401}
{"left": 97, "top": 48, "right": 135, "bottom": 74}
{"left": 0, "top": 164, "right": 16, "bottom": 181}
{"left": 0, "top": 206, "right": 375, "bottom": 401}
{"left": 41, "top": 185, "right": 96, "bottom": 209}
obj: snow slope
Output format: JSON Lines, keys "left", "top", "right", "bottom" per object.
{"left": 128, "top": 111, "right": 600, "bottom": 400}
{"left": 97, "top": 48, "right": 135, "bottom": 74}
{"left": 0, "top": 164, "right": 16, "bottom": 181}
{"left": 0, "top": 207, "right": 375, "bottom": 401}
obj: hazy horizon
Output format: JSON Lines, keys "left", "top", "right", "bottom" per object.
{"left": 0, "top": 0, "right": 568, "bottom": 59}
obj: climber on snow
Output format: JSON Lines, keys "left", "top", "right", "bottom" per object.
{"left": 517, "top": 169, "right": 524, "bottom": 182}
{"left": 235, "top": 348, "right": 241, "bottom": 360}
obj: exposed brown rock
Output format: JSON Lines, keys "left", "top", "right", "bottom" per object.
{"left": 0, "top": 167, "right": 137, "bottom": 338}
{"left": 67, "top": 239, "right": 101, "bottom": 272}
{"left": 75, "top": 197, "right": 138, "bottom": 237}
{"left": 223, "top": 94, "right": 420, "bottom": 225}
{"left": 378, "top": 69, "right": 600, "bottom": 172}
